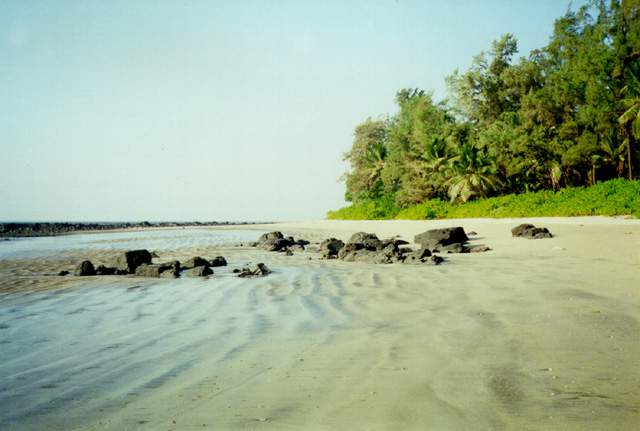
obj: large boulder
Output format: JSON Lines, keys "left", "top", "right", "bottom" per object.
{"left": 115, "top": 249, "right": 152, "bottom": 274}
{"left": 511, "top": 224, "right": 553, "bottom": 239}
{"left": 185, "top": 266, "right": 213, "bottom": 277}
{"left": 209, "top": 256, "right": 227, "bottom": 267}
{"left": 320, "top": 238, "right": 345, "bottom": 258}
{"left": 75, "top": 260, "right": 96, "bottom": 276}
{"left": 257, "top": 231, "right": 284, "bottom": 243}
{"left": 414, "top": 227, "right": 469, "bottom": 251}
{"left": 347, "top": 232, "right": 383, "bottom": 251}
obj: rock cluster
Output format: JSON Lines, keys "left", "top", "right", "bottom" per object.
{"left": 511, "top": 224, "right": 553, "bottom": 239}
{"left": 65, "top": 250, "right": 227, "bottom": 279}
{"left": 252, "top": 232, "right": 309, "bottom": 253}
{"left": 255, "top": 228, "right": 492, "bottom": 265}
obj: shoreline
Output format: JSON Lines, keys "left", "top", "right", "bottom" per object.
{"left": 0, "top": 221, "right": 273, "bottom": 239}
{"left": 0, "top": 217, "right": 639, "bottom": 429}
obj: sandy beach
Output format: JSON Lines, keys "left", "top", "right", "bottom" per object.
{"left": 1, "top": 217, "right": 639, "bottom": 430}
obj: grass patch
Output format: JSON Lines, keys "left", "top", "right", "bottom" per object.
{"left": 327, "top": 179, "right": 640, "bottom": 220}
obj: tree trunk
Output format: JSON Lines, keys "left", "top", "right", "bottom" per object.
{"left": 627, "top": 123, "right": 634, "bottom": 180}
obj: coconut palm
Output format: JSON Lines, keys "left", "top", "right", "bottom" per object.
{"left": 599, "top": 134, "right": 627, "bottom": 178}
{"left": 445, "top": 143, "right": 500, "bottom": 203}
{"left": 619, "top": 70, "right": 640, "bottom": 180}
{"left": 363, "top": 141, "right": 387, "bottom": 188}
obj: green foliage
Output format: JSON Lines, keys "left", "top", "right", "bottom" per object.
{"left": 326, "top": 197, "right": 400, "bottom": 220}
{"left": 328, "top": 179, "right": 640, "bottom": 220}
{"left": 336, "top": 1, "right": 639, "bottom": 216}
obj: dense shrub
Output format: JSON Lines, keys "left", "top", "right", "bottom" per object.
{"left": 327, "top": 179, "right": 640, "bottom": 220}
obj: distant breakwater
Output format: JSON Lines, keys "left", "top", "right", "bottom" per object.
{"left": 0, "top": 221, "right": 271, "bottom": 238}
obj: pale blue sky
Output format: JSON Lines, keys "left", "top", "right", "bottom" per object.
{"left": 1, "top": 0, "right": 585, "bottom": 221}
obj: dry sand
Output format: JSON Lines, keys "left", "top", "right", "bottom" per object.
{"left": 1, "top": 217, "right": 639, "bottom": 430}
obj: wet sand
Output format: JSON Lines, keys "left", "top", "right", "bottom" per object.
{"left": 0, "top": 218, "right": 639, "bottom": 430}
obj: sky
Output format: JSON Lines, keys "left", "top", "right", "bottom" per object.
{"left": 0, "top": 0, "right": 587, "bottom": 222}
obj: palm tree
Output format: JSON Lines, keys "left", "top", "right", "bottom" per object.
{"left": 445, "top": 143, "right": 500, "bottom": 203}
{"left": 599, "top": 134, "right": 627, "bottom": 178}
{"left": 363, "top": 141, "right": 387, "bottom": 188}
{"left": 619, "top": 70, "right": 640, "bottom": 180}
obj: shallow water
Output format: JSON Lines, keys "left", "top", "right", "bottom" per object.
{"left": 0, "top": 228, "right": 261, "bottom": 259}
{"left": 1, "top": 227, "right": 639, "bottom": 430}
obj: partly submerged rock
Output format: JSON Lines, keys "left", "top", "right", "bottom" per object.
{"left": 257, "top": 231, "right": 284, "bottom": 243}
{"left": 182, "top": 256, "right": 211, "bottom": 269}
{"left": 115, "top": 249, "right": 152, "bottom": 274}
{"left": 209, "top": 256, "right": 227, "bottom": 267}
{"left": 185, "top": 265, "right": 213, "bottom": 277}
{"left": 75, "top": 260, "right": 96, "bottom": 276}
{"left": 470, "top": 245, "right": 492, "bottom": 253}
{"left": 95, "top": 265, "right": 117, "bottom": 275}
{"left": 237, "top": 263, "right": 272, "bottom": 278}
{"left": 134, "top": 261, "right": 180, "bottom": 278}
{"left": 58, "top": 270, "right": 70, "bottom": 276}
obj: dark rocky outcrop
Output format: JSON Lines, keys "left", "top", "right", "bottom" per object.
{"left": 320, "top": 238, "right": 345, "bottom": 258}
{"left": 209, "top": 256, "right": 227, "bottom": 267}
{"left": 58, "top": 270, "right": 70, "bottom": 276}
{"left": 337, "top": 233, "right": 407, "bottom": 264}
{"left": 348, "top": 232, "right": 383, "bottom": 251}
{"left": 237, "top": 263, "right": 272, "bottom": 278}
{"left": 75, "top": 260, "right": 96, "bottom": 276}
{"left": 253, "top": 231, "right": 311, "bottom": 253}
{"left": 511, "top": 224, "right": 553, "bottom": 239}
{"left": 115, "top": 249, "right": 152, "bottom": 274}
{"left": 185, "top": 266, "right": 213, "bottom": 277}
{"left": 0, "top": 221, "right": 269, "bottom": 238}
{"left": 414, "top": 227, "right": 469, "bottom": 251}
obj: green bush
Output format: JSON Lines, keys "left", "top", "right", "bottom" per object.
{"left": 327, "top": 179, "right": 640, "bottom": 220}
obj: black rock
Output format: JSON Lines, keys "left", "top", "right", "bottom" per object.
{"left": 134, "top": 261, "right": 180, "bottom": 278}
{"left": 182, "top": 256, "right": 211, "bottom": 269}
{"left": 256, "top": 231, "right": 284, "bottom": 243}
{"left": 237, "top": 263, "right": 272, "bottom": 278}
{"left": 319, "top": 238, "right": 345, "bottom": 258}
{"left": 402, "top": 247, "right": 433, "bottom": 264}
{"left": 209, "top": 256, "right": 227, "bottom": 267}
{"left": 58, "top": 270, "right": 70, "bottom": 276}
{"left": 75, "top": 260, "right": 96, "bottom": 276}
{"left": 95, "top": 265, "right": 117, "bottom": 275}
{"left": 115, "top": 249, "right": 152, "bottom": 274}
{"left": 511, "top": 224, "right": 553, "bottom": 239}
{"left": 414, "top": 227, "right": 469, "bottom": 251}
{"left": 348, "top": 232, "right": 383, "bottom": 251}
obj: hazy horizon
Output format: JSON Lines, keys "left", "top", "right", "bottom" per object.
{"left": 1, "top": 0, "right": 586, "bottom": 222}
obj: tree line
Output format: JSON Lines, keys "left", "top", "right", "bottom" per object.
{"left": 342, "top": 1, "right": 640, "bottom": 207}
